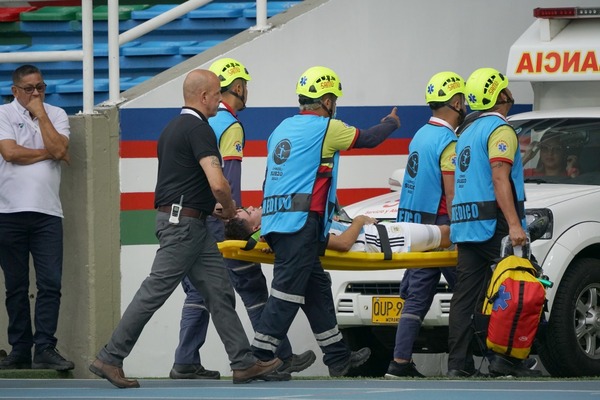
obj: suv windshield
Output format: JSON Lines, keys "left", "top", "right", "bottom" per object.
{"left": 514, "top": 118, "right": 600, "bottom": 185}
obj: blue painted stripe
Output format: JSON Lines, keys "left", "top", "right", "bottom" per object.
{"left": 119, "top": 105, "right": 532, "bottom": 142}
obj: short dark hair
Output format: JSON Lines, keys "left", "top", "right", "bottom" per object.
{"left": 13, "top": 65, "right": 41, "bottom": 84}
{"left": 429, "top": 92, "right": 464, "bottom": 111}
{"left": 224, "top": 217, "right": 253, "bottom": 240}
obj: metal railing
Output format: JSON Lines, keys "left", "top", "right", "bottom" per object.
{"left": 0, "top": 0, "right": 271, "bottom": 114}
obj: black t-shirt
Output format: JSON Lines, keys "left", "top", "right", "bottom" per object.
{"left": 154, "top": 108, "right": 222, "bottom": 213}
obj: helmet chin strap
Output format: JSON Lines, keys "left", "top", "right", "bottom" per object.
{"left": 495, "top": 91, "right": 515, "bottom": 106}
{"left": 446, "top": 104, "right": 466, "bottom": 125}
{"left": 228, "top": 89, "right": 247, "bottom": 111}
{"left": 320, "top": 101, "right": 334, "bottom": 118}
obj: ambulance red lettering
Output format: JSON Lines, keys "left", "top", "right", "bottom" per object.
{"left": 515, "top": 51, "right": 600, "bottom": 74}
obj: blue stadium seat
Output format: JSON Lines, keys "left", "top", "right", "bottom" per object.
{"left": 0, "top": 44, "right": 27, "bottom": 52}
{"left": 55, "top": 78, "right": 110, "bottom": 93}
{"left": 121, "top": 76, "right": 151, "bottom": 90}
{"left": 243, "top": 1, "right": 301, "bottom": 18}
{"left": 23, "top": 43, "right": 82, "bottom": 52}
{"left": 0, "top": 82, "right": 14, "bottom": 96}
{"left": 130, "top": 4, "right": 179, "bottom": 20}
{"left": 178, "top": 40, "right": 223, "bottom": 56}
{"left": 43, "top": 78, "right": 77, "bottom": 94}
{"left": 188, "top": 2, "right": 255, "bottom": 19}
{"left": 93, "top": 41, "right": 141, "bottom": 57}
{"left": 121, "top": 41, "right": 197, "bottom": 56}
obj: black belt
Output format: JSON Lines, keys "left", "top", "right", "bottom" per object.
{"left": 157, "top": 206, "right": 207, "bottom": 220}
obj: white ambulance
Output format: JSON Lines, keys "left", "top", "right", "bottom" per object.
{"left": 332, "top": 6, "right": 600, "bottom": 377}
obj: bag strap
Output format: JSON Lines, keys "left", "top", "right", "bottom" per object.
{"left": 375, "top": 224, "right": 393, "bottom": 260}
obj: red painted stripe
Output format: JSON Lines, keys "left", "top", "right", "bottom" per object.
{"left": 244, "top": 141, "right": 267, "bottom": 157}
{"left": 120, "top": 138, "right": 410, "bottom": 158}
{"left": 121, "top": 192, "right": 155, "bottom": 210}
{"left": 121, "top": 188, "right": 392, "bottom": 211}
{"left": 120, "top": 141, "right": 157, "bottom": 158}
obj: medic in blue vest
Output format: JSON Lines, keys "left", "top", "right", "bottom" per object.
{"left": 253, "top": 66, "right": 401, "bottom": 377}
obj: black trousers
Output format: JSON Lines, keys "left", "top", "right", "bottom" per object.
{"left": 447, "top": 216, "right": 509, "bottom": 372}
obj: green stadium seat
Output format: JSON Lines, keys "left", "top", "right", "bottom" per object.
{"left": 76, "top": 5, "right": 150, "bottom": 21}
{"left": 19, "top": 6, "right": 81, "bottom": 21}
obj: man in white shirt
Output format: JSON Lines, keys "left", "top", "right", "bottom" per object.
{"left": 0, "top": 64, "right": 73, "bottom": 371}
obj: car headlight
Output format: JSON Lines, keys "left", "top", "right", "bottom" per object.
{"left": 526, "top": 208, "right": 553, "bottom": 240}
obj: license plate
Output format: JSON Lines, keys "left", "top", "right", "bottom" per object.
{"left": 372, "top": 296, "right": 404, "bottom": 324}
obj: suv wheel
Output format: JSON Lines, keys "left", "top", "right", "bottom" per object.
{"left": 537, "top": 258, "right": 600, "bottom": 376}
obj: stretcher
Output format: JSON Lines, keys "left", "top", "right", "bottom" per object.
{"left": 218, "top": 240, "right": 458, "bottom": 271}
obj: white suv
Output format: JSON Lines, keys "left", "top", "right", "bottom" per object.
{"left": 332, "top": 107, "right": 600, "bottom": 377}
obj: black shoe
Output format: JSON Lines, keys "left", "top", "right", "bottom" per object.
{"left": 328, "top": 347, "right": 371, "bottom": 377}
{"left": 446, "top": 369, "right": 474, "bottom": 378}
{"left": 0, "top": 351, "right": 31, "bottom": 370}
{"left": 384, "top": 360, "right": 425, "bottom": 378}
{"left": 278, "top": 350, "right": 317, "bottom": 374}
{"left": 522, "top": 357, "right": 538, "bottom": 370}
{"left": 489, "top": 355, "right": 542, "bottom": 377}
{"left": 169, "top": 364, "right": 221, "bottom": 379}
{"left": 258, "top": 369, "right": 292, "bottom": 381}
{"left": 32, "top": 347, "right": 74, "bottom": 371}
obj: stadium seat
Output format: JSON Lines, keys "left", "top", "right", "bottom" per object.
{"left": 121, "top": 41, "right": 197, "bottom": 56}
{"left": 188, "top": 2, "right": 255, "bottom": 19}
{"left": 130, "top": 4, "right": 180, "bottom": 20}
{"left": 0, "top": 44, "right": 27, "bottom": 52}
{"left": 121, "top": 76, "right": 152, "bottom": 90}
{"left": 22, "top": 43, "right": 82, "bottom": 52}
{"left": 76, "top": 5, "right": 150, "bottom": 21}
{"left": 0, "top": 7, "right": 38, "bottom": 22}
{"left": 19, "top": 6, "right": 81, "bottom": 21}
{"left": 55, "top": 78, "right": 111, "bottom": 93}
{"left": 0, "top": 82, "right": 13, "bottom": 96}
{"left": 93, "top": 42, "right": 141, "bottom": 57}
{"left": 1, "top": 1, "right": 305, "bottom": 113}
{"left": 242, "top": 1, "right": 301, "bottom": 18}
{"left": 178, "top": 40, "right": 224, "bottom": 56}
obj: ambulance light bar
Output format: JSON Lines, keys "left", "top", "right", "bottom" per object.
{"left": 534, "top": 7, "right": 600, "bottom": 19}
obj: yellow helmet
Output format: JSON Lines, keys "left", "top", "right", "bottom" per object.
{"left": 296, "top": 66, "right": 343, "bottom": 99}
{"left": 425, "top": 71, "right": 465, "bottom": 103}
{"left": 209, "top": 57, "right": 251, "bottom": 87}
{"left": 466, "top": 67, "right": 509, "bottom": 111}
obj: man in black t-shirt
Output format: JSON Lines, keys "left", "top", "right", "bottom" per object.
{"left": 89, "top": 69, "right": 282, "bottom": 389}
